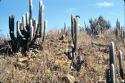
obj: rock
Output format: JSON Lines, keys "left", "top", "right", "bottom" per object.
{"left": 62, "top": 74, "right": 76, "bottom": 83}
{"left": 17, "top": 57, "right": 28, "bottom": 63}
{"left": 13, "top": 62, "right": 28, "bottom": 69}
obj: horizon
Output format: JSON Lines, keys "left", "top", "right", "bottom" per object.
{"left": 0, "top": 0, "right": 125, "bottom": 36}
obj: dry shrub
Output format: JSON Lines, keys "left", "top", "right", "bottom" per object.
{"left": 0, "top": 29, "right": 125, "bottom": 82}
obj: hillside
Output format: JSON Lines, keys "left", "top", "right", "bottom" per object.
{"left": 0, "top": 30, "right": 125, "bottom": 83}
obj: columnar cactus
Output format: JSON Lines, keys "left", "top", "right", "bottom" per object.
{"left": 105, "top": 42, "right": 125, "bottom": 82}
{"left": 121, "top": 29, "right": 124, "bottom": 39}
{"left": 38, "top": 0, "right": 43, "bottom": 37}
{"left": 8, "top": 0, "right": 46, "bottom": 54}
{"left": 64, "top": 23, "right": 66, "bottom": 34}
{"left": 106, "top": 69, "right": 111, "bottom": 83}
{"left": 109, "top": 42, "right": 116, "bottom": 83}
{"left": 106, "top": 42, "right": 116, "bottom": 83}
{"left": 42, "top": 20, "right": 47, "bottom": 42}
{"left": 33, "top": 18, "right": 36, "bottom": 36}
{"left": 29, "top": 19, "right": 34, "bottom": 40}
{"left": 9, "top": 15, "right": 15, "bottom": 40}
{"left": 65, "top": 14, "right": 84, "bottom": 72}
{"left": 74, "top": 16, "right": 79, "bottom": 57}
{"left": 26, "top": 12, "right": 29, "bottom": 25}
{"left": 118, "top": 50, "right": 124, "bottom": 79}
{"left": 29, "top": 0, "right": 32, "bottom": 21}
{"left": 110, "top": 64, "right": 116, "bottom": 83}
{"left": 71, "top": 14, "right": 75, "bottom": 45}
{"left": 109, "top": 42, "right": 115, "bottom": 65}
{"left": 71, "top": 15, "right": 79, "bottom": 56}
{"left": 9, "top": 15, "right": 17, "bottom": 52}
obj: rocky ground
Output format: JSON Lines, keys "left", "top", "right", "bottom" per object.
{"left": 0, "top": 30, "right": 125, "bottom": 83}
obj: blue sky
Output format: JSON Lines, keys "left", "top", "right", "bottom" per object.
{"left": 0, "top": 0, "right": 124, "bottom": 36}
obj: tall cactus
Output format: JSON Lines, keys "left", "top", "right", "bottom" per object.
{"left": 17, "top": 21, "right": 24, "bottom": 38}
{"left": 74, "top": 16, "right": 79, "bottom": 57}
{"left": 68, "top": 15, "right": 84, "bottom": 72}
{"left": 42, "top": 20, "right": 47, "bottom": 42}
{"left": 64, "top": 22, "right": 66, "bottom": 34}
{"left": 109, "top": 42, "right": 115, "bottom": 65}
{"left": 33, "top": 18, "right": 36, "bottom": 36}
{"left": 106, "top": 69, "right": 111, "bottom": 83}
{"left": 109, "top": 42, "right": 116, "bottom": 83}
{"left": 106, "top": 42, "right": 125, "bottom": 82}
{"left": 22, "top": 15, "right": 27, "bottom": 32}
{"left": 26, "top": 12, "right": 29, "bottom": 25}
{"left": 29, "top": 19, "right": 34, "bottom": 40}
{"left": 9, "top": 15, "right": 15, "bottom": 40}
{"left": 71, "top": 14, "right": 75, "bottom": 45}
{"left": 9, "top": 15, "right": 17, "bottom": 52}
{"left": 29, "top": 0, "right": 32, "bottom": 21}
{"left": 110, "top": 64, "right": 116, "bottom": 83}
{"left": 8, "top": 0, "right": 46, "bottom": 54}
{"left": 106, "top": 42, "right": 116, "bottom": 83}
{"left": 118, "top": 50, "right": 124, "bottom": 79}
{"left": 38, "top": 0, "right": 43, "bottom": 37}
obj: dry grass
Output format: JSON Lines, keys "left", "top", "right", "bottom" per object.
{"left": 0, "top": 30, "right": 125, "bottom": 83}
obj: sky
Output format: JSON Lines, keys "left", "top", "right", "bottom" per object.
{"left": 0, "top": 0, "right": 125, "bottom": 36}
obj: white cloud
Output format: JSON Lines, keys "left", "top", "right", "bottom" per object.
{"left": 96, "top": 2, "right": 114, "bottom": 7}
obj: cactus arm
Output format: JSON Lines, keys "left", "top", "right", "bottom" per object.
{"left": 17, "top": 21, "right": 24, "bottom": 38}
{"left": 26, "top": 12, "right": 29, "bottom": 25}
{"left": 38, "top": 0, "right": 43, "bottom": 37}
{"left": 29, "top": 19, "right": 34, "bottom": 40}
{"left": 9, "top": 15, "right": 16, "bottom": 40}
{"left": 22, "top": 15, "right": 28, "bottom": 32}
{"left": 16, "top": 21, "right": 20, "bottom": 38}
{"left": 42, "top": 20, "right": 47, "bottom": 42}
{"left": 29, "top": 0, "right": 32, "bottom": 21}
{"left": 110, "top": 64, "right": 116, "bottom": 83}
{"left": 71, "top": 14, "right": 75, "bottom": 45}
{"left": 31, "top": 25, "right": 34, "bottom": 40}
{"left": 33, "top": 18, "right": 36, "bottom": 37}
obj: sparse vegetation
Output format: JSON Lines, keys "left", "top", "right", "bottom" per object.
{"left": 1, "top": 0, "right": 125, "bottom": 83}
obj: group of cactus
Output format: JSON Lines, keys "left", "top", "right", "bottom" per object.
{"left": 65, "top": 14, "right": 84, "bottom": 72}
{"left": 115, "top": 19, "right": 125, "bottom": 40}
{"left": 9, "top": 0, "right": 46, "bottom": 54}
{"left": 88, "top": 16, "right": 111, "bottom": 35}
{"left": 106, "top": 42, "right": 125, "bottom": 83}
